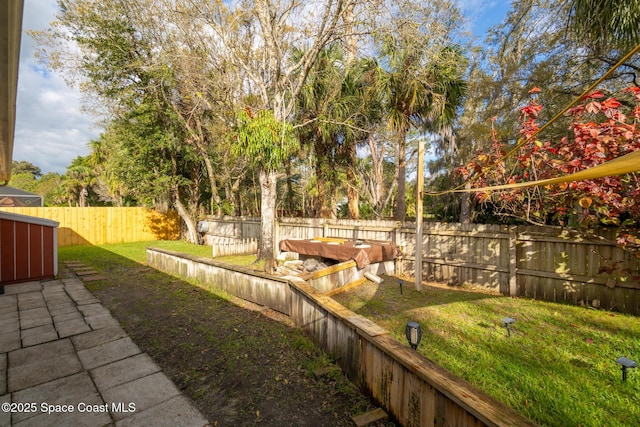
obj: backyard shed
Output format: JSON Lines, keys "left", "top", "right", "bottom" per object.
{"left": 0, "top": 210, "right": 58, "bottom": 285}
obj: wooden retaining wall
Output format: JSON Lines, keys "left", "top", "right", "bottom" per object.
{"left": 147, "top": 248, "right": 291, "bottom": 315}
{"left": 306, "top": 259, "right": 395, "bottom": 294}
{"left": 0, "top": 207, "right": 180, "bottom": 246}
{"left": 200, "top": 217, "right": 640, "bottom": 315}
{"left": 147, "top": 247, "right": 535, "bottom": 427}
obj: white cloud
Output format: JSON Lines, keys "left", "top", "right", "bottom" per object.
{"left": 14, "top": 0, "right": 102, "bottom": 174}
{"left": 457, "top": 0, "right": 507, "bottom": 40}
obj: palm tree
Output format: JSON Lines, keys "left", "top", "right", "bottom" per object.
{"left": 64, "top": 156, "right": 96, "bottom": 207}
{"left": 568, "top": 0, "right": 640, "bottom": 53}
{"left": 376, "top": 37, "right": 467, "bottom": 220}
{"left": 294, "top": 45, "right": 375, "bottom": 218}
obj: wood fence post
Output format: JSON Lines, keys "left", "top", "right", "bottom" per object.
{"left": 509, "top": 226, "right": 517, "bottom": 297}
{"left": 273, "top": 219, "right": 279, "bottom": 260}
{"left": 394, "top": 222, "right": 402, "bottom": 275}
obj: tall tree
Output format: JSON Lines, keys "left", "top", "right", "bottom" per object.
{"left": 204, "top": 0, "right": 364, "bottom": 264}
{"left": 235, "top": 108, "right": 299, "bottom": 266}
{"left": 34, "top": 0, "right": 240, "bottom": 241}
{"left": 295, "top": 45, "right": 375, "bottom": 218}
{"left": 11, "top": 161, "right": 42, "bottom": 179}
{"left": 64, "top": 156, "right": 96, "bottom": 207}
{"left": 371, "top": 0, "right": 466, "bottom": 220}
{"left": 568, "top": 0, "right": 640, "bottom": 54}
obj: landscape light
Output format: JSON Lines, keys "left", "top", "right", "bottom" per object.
{"left": 616, "top": 356, "right": 638, "bottom": 381}
{"left": 406, "top": 321, "right": 422, "bottom": 350}
{"left": 399, "top": 279, "right": 403, "bottom": 295}
{"left": 502, "top": 317, "right": 515, "bottom": 337}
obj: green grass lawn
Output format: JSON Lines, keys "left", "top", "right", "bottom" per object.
{"left": 332, "top": 277, "right": 640, "bottom": 427}
{"left": 58, "top": 240, "right": 259, "bottom": 266}
{"left": 59, "top": 240, "right": 640, "bottom": 426}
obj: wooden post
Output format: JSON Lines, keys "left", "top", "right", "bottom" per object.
{"left": 415, "top": 136, "right": 424, "bottom": 291}
{"left": 394, "top": 222, "right": 402, "bottom": 275}
{"left": 509, "top": 226, "right": 517, "bottom": 297}
{"left": 273, "top": 219, "right": 279, "bottom": 259}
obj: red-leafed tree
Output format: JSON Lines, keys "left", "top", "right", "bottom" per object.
{"left": 458, "top": 87, "right": 640, "bottom": 253}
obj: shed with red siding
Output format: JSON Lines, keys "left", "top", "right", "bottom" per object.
{"left": 0, "top": 211, "right": 58, "bottom": 285}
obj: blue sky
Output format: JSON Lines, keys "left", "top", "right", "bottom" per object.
{"left": 14, "top": 0, "right": 510, "bottom": 175}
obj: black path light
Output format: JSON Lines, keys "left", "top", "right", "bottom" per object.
{"left": 406, "top": 321, "right": 422, "bottom": 350}
{"left": 616, "top": 356, "right": 638, "bottom": 381}
{"left": 399, "top": 279, "right": 403, "bottom": 295}
{"left": 502, "top": 317, "right": 516, "bottom": 337}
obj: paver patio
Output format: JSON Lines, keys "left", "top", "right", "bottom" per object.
{"left": 0, "top": 270, "right": 209, "bottom": 427}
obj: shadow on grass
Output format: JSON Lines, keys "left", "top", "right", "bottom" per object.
{"left": 58, "top": 243, "right": 379, "bottom": 427}
{"left": 342, "top": 274, "right": 503, "bottom": 319}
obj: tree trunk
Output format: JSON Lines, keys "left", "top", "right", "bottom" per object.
{"left": 315, "top": 146, "right": 333, "bottom": 218}
{"left": 79, "top": 187, "right": 88, "bottom": 208}
{"left": 394, "top": 130, "right": 407, "bottom": 220}
{"left": 285, "top": 158, "right": 296, "bottom": 216}
{"left": 172, "top": 189, "right": 199, "bottom": 243}
{"left": 202, "top": 155, "right": 222, "bottom": 216}
{"left": 459, "top": 184, "right": 472, "bottom": 224}
{"left": 257, "top": 169, "right": 277, "bottom": 272}
{"left": 346, "top": 142, "right": 359, "bottom": 219}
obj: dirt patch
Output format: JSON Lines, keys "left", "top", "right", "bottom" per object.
{"left": 60, "top": 263, "right": 388, "bottom": 427}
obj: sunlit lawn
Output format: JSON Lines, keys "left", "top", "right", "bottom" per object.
{"left": 332, "top": 277, "right": 640, "bottom": 427}
{"left": 59, "top": 240, "right": 640, "bottom": 426}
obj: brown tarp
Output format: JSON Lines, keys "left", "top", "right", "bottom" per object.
{"left": 279, "top": 239, "right": 398, "bottom": 269}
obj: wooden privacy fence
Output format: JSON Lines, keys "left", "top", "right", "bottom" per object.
{"left": 0, "top": 207, "right": 180, "bottom": 246}
{"left": 147, "top": 247, "right": 535, "bottom": 427}
{"left": 207, "top": 236, "right": 258, "bottom": 258}
{"left": 200, "top": 216, "right": 640, "bottom": 315}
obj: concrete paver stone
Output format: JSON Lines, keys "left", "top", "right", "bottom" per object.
{"left": 0, "top": 394, "right": 10, "bottom": 427}
{"left": 52, "top": 311, "right": 83, "bottom": 324}
{"left": 8, "top": 339, "right": 83, "bottom": 392}
{"left": 0, "top": 273, "right": 209, "bottom": 427}
{"left": 85, "top": 314, "right": 120, "bottom": 330}
{"left": 17, "top": 293, "right": 46, "bottom": 311}
{"left": 81, "top": 275, "right": 107, "bottom": 282}
{"left": 9, "top": 338, "right": 75, "bottom": 367}
{"left": 11, "top": 372, "right": 106, "bottom": 424}
{"left": 43, "top": 295, "right": 73, "bottom": 307}
{"left": 48, "top": 303, "right": 78, "bottom": 317}
{"left": 70, "top": 326, "right": 128, "bottom": 351}
{"left": 21, "top": 324, "right": 58, "bottom": 347}
{"left": 75, "top": 270, "right": 99, "bottom": 277}
{"left": 0, "top": 311, "right": 18, "bottom": 323}
{"left": 0, "top": 295, "right": 18, "bottom": 312}
{"left": 78, "top": 303, "right": 110, "bottom": 317}
{"left": 90, "top": 353, "right": 161, "bottom": 392}
{"left": 0, "top": 353, "right": 6, "bottom": 395}
{"left": 115, "top": 395, "right": 209, "bottom": 427}
{"left": 56, "top": 318, "right": 92, "bottom": 339}
{"left": 102, "top": 372, "right": 181, "bottom": 421}
{"left": 0, "top": 318, "right": 19, "bottom": 335}
{"left": 8, "top": 353, "right": 83, "bottom": 392}
{"left": 2, "top": 282, "right": 41, "bottom": 295}
{"left": 17, "top": 292, "right": 43, "bottom": 302}
{"left": 11, "top": 372, "right": 111, "bottom": 427}
{"left": 77, "top": 337, "right": 141, "bottom": 370}
{"left": 19, "top": 308, "right": 52, "bottom": 330}
{"left": 0, "top": 331, "right": 21, "bottom": 353}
